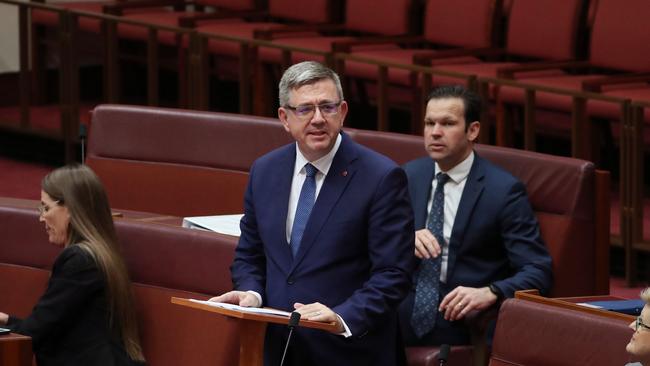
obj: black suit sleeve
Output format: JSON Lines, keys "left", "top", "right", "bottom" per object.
{"left": 6, "top": 245, "right": 104, "bottom": 348}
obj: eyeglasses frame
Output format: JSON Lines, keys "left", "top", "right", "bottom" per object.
{"left": 283, "top": 101, "right": 343, "bottom": 120}
{"left": 636, "top": 316, "right": 650, "bottom": 332}
{"left": 38, "top": 200, "right": 61, "bottom": 216}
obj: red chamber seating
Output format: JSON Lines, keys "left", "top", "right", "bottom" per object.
{"left": 488, "top": 298, "right": 633, "bottom": 366}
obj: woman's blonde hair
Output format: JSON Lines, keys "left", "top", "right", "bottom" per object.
{"left": 42, "top": 164, "right": 145, "bottom": 362}
{"left": 641, "top": 288, "right": 650, "bottom": 304}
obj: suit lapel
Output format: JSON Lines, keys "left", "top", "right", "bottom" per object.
{"left": 268, "top": 146, "right": 296, "bottom": 269}
{"left": 447, "top": 155, "right": 485, "bottom": 279}
{"left": 290, "top": 134, "right": 358, "bottom": 272}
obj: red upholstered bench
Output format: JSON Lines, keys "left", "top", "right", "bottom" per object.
{"left": 84, "top": 104, "right": 609, "bottom": 365}
{"left": 489, "top": 298, "right": 634, "bottom": 366}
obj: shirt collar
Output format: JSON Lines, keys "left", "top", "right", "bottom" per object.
{"left": 294, "top": 133, "right": 342, "bottom": 176}
{"left": 435, "top": 151, "right": 474, "bottom": 184}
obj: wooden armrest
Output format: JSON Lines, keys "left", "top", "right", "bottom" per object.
{"left": 104, "top": 0, "right": 185, "bottom": 15}
{"left": 582, "top": 72, "right": 650, "bottom": 92}
{"left": 179, "top": 9, "right": 267, "bottom": 28}
{"left": 253, "top": 23, "right": 344, "bottom": 40}
{"left": 413, "top": 47, "right": 503, "bottom": 65}
{"left": 331, "top": 35, "right": 422, "bottom": 52}
{"left": 497, "top": 59, "right": 589, "bottom": 78}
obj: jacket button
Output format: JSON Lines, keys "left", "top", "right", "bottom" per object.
{"left": 287, "top": 278, "right": 294, "bottom": 285}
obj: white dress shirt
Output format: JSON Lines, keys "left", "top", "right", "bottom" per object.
{"left": 285, "top": 134, "right": 342, "bottom": 243}
{"left": 426, "top": 151, "right": 474, "bottom": 283}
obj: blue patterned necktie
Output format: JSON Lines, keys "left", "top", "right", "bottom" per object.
{"left": 290, "top": 163, "right": 318, "bottom": 257}
{"left": 411, "top": 172, "right": 450, "bottom": 338}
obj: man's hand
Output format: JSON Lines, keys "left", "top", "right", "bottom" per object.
{"left": 294, "top": 302, "right": 345, "bottom": 333}
{"left": 438, "top": 286, "right": 497, "bottom": 321}
{"left": 209, "top": 291, "right": 260, "bottom": 307}
{"left": 0, "top": 312, "right": 8, "bottom": 325}
{"left": 414, "top": 229, "right": 442, "bottom": 259}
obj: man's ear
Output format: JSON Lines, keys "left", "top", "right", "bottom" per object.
{"left": 467, "top": 121, "right": 480, "bottom": 142}
{"left": 278, "top": 107, "right": 290, "bottom": 133}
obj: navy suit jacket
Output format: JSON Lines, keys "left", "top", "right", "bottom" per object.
{"left": 231, "top": 133, "right": 416, "bottom": 366}
{"left": 399, "top": 153, "right": 553, "bottom": 344}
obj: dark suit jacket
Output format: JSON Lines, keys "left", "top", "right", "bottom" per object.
{"left": 231, "top": 133, "right": 416, "bottom": 366}
{"left": 399, "top": 153, "right": 553, "bottom": 345}
{"left": 7, "top": 245, "right": 140, "bottom": 366}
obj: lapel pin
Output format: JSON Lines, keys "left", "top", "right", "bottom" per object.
{"left": 342, "top": 170, "right": 348, "bottom": 177}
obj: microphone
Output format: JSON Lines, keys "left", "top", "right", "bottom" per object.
{"left": 79, "top": 124, "right": 87, "bottom": 164}
{"left": 279, "top": 312, "right": 301, "bottom": 366}
{"left": 438, "top": 344, "right": 450, "bottom": 365}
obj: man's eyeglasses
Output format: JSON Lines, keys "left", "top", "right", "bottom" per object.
{"left": 38, "top": 200, "right": 61, "bottom": 216}
{"left": 284, "top": 101, "right": 342, "bottom": 119}
{"left": 635, "top": 316, "right": 650, "bottom": 332}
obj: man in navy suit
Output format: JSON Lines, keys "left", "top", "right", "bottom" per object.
{"left": 398, "top": 85, "right": 553, "bottom": 346}
{"left": 212, "top": 61, "right": 416, "bottom": 365}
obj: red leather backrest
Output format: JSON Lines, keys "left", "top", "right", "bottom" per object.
{"left": 0, "top": 264, "right": 50, "bottom": 319}
{"left": 87, "top": 105, "right": 291, "bottom": 216}
{"left": 88, "top": 105, "right": 289, "bottom": 171}
{"left": 115, "top": 219, "right": 237, "bottom": 295}
{"left": 269, "top": 0, "right": 332, "bottom": 23}
{"left": 0, "top": 205, "right": 59, "bottom": 270}
{"left": 590, "top": 0, "right": 650, "bottom": 72}
{"left": 199, "top": 0, "right": 257, "bottom": 10}
{"left": 345, "top": 0, "right": 413, "bottom": 35}
{"left": 423, "top": 0, "right": 497, "bottom": 48}
{"left": 490, "top": 299, "right": 633, "bottom": 366}
{"left": 506, "top": 0, "right": 585, "bottom": 60}
{"left": 351, "top": 130, "right": 600, "bottom": 296}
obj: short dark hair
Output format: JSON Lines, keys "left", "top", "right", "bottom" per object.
{"left": 426, "top": 85, "right": 481, "bottom": 130}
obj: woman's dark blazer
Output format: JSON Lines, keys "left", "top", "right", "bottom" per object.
{"left": 7, "top": 244, "right": 141, "bottom": 366}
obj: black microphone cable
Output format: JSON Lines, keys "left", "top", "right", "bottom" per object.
{"left": 279, "top": 311, "right": 301, "bottom": 366}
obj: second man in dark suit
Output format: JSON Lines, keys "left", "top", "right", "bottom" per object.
{"left": 398, "top": 85, "right": 553, "bottom": 346}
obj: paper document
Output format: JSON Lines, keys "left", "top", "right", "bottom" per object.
{"left": 189, "top": 299, "right": 292, "bottom": 317}
{"left": 182, "top": 214, "right": 243, "bottom": 236}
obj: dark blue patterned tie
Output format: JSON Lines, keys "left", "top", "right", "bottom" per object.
{"left": 411, "top": 172, "right": 450, "bottom": 338}
{"left": 290, "top": 163, "right": 317, "bottom": 257}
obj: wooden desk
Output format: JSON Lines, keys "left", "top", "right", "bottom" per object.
{"left": 0, "top": 333, "right": 32, "bottom": 366}
{"left": 172, "top": 297, "right": 337, "bottom": 366}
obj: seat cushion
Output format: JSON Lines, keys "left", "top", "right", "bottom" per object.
{"left": 345, "top": 48, "right": 481, "bottom": 85}
{"left": 32, "top": 2, "right": 167, "bottom": 33}
{"left": 118, "top": 11, "right": 198, "bottom": 45}
{"left": 197, "top": 21, "right": 290, "bottom": 58}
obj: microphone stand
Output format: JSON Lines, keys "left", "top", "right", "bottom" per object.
{"left": 438, "top": 344, "right": 450, "bottom": 366}
{"left": 279, "top": 312, "right": 301, "bottom": 366}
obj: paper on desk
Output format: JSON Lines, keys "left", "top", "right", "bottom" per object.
{"left": 576, "top": 302, "right": 602, "bottom": 309}
{"left": 182, "top": 214, "right": 243, "bottom": 236}
{"left": 189, "top": 299, "right": 292, "bottom": 317}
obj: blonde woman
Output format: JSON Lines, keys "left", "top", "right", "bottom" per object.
{"left": 0, "top": 165, "right": 145, "bottom": 365}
